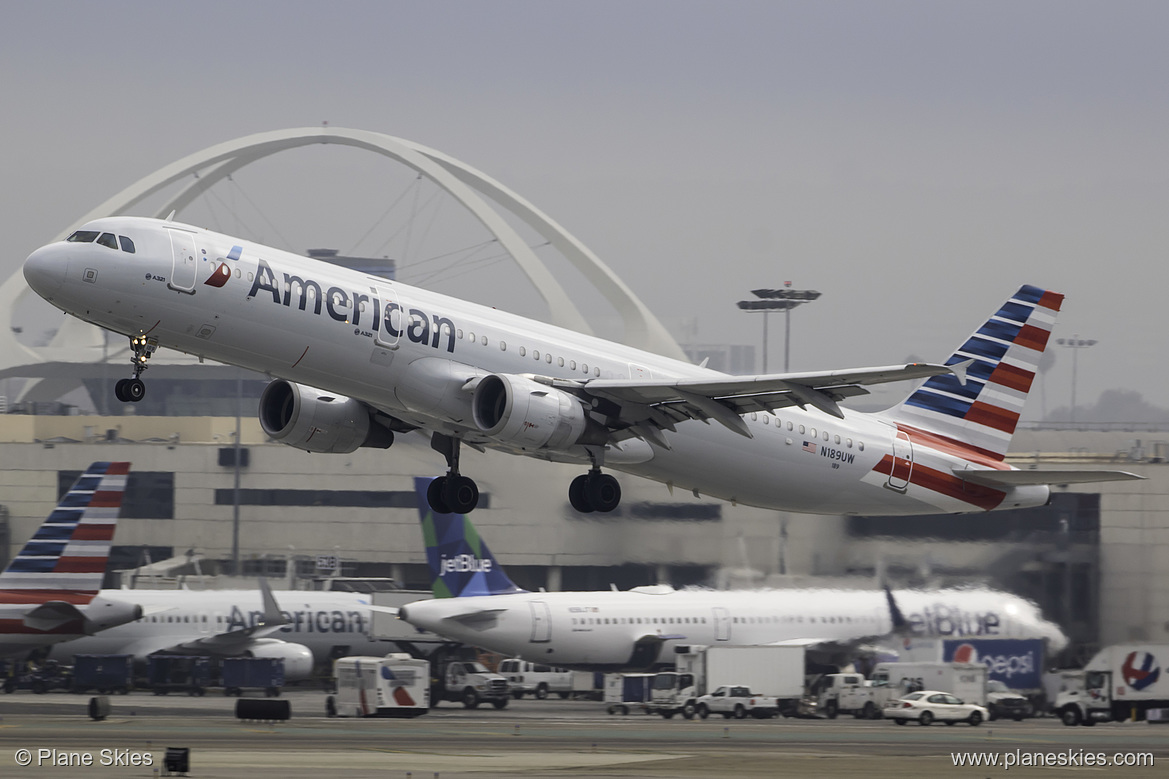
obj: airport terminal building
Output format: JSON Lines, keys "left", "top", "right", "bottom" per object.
{"left": 0, "top": 413, "right": 1163, "bottom": 667}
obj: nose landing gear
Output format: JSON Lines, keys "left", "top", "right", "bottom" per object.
{"left": 114, "top": 335, "right": 156, "bottom": 403}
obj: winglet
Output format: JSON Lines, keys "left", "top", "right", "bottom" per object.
{"left": 257, "top": 577, "right": 290, "bottom": 628}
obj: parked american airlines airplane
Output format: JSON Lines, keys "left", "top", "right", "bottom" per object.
{"left": 23, "top": 217, "right": 1137, "bottom": 515}
{"left": 0, "top": 462, "right": 142, "bottom": 657}
{"left": 45, "top": 581, "right": 438, "bottom": 680}
{"left": 396, "top": 484, "right": 1068, "bottom": 670}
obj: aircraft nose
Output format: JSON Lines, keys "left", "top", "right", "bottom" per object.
{"left": 23, "top": 244, "right": 67, "bottom": 298}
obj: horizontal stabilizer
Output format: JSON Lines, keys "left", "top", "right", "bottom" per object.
{"left": 954, "top": 468, "right": 1145, "bottom": 487}
{"left": 22, "top": 601, "right": 86, "bottom": 632}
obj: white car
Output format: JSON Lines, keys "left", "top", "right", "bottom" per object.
{"left": 884, "top": 690, "right": 989, "bottom": 726}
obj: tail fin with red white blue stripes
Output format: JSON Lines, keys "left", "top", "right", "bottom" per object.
{"left": 0, "top": 462, "right": 130, "bottom": 599}
{"left": 881, "top": 286, "right": 1062, "bottom": 460}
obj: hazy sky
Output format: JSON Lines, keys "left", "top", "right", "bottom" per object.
{"left": 3, "top": 1, "right": 1168, "bottom": 418}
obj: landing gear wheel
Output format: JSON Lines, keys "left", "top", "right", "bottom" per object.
{"left": 443, "top": 475, "right": 479, "bottom": 514}
{"left": 115, "top": 379, "right": 130, "bottom": 402}
{"left": 586, "top": 473, "right": 621, "bottom": 513}
{"left": 125, "top": 378, "right": 145, "bottom": 402}
{"left": 569, "top": 474, "right": 594, "bottom": 513}
{"left": 427, "top": 477, "right": 452, "bottom": 514}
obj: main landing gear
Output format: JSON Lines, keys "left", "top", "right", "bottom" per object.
{"left": 114, "top": 335, "right": 156, "bottom": 403}
{"left": 568, "top": 470, "right": 621, "bottom": 513}
{"left": 427, "top": 433, "right": 480, "bottom": 515}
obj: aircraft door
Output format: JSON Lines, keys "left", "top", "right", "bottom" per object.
{"left": 713, "top": 607, "right": 731, "bottom": 641}
{"left": 374, "top": 283, "right": 402, "bottom": 350}
{"left": 167, "top": 229, "right": 199, "bottom": 293}
{"left": 529, "top": 600, "right": 551, "bottom": 643}
{"left": 887, "top": 430, "right": 913, "bottom": 492}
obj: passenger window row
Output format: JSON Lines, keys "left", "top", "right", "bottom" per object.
{"left": 745, "top": 411, "right": 865, "bottom": 452}
{"left": 67, "top": 230, "right": 135, "bottom": 254}
{"left": 454, "top": 328, "right": 603, "bottom": 378}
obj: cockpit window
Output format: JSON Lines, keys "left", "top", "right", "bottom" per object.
{"left": 119, "top": 235, "right": 136, "bottom": 253}
{"left": 67, "top": 230, "right": 99, "bottom": 243}
{"left": 96, "top": 232, "right": 118, "bottom": 249}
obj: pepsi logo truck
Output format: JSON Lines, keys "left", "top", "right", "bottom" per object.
{"left": 1055, "top": 644, "right": 1169, "bottom": 725}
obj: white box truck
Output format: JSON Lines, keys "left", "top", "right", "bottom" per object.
{"left": 869, "top": 661, "right": 988, "bottom": 706}
{"left": 649, "top": 645, "right": 805, "bottom": 719}
{"left": 329, "top": 654, "right": 430, "bottom": 718}
{"left": 1055, "top": 644, "right": 1169, "bottom": 725}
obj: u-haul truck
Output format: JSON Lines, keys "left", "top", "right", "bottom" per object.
{"left": 330, "top": 654, "right": 430, "bottom": 718}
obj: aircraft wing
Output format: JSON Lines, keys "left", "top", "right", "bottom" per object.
{"left": 954, "top": 468, "right": 1146, "bottom": 487}
{"left": 548, "top": 362, "right": 955, "bottom": 440}
{"left": 441, "top": 607, "right": 507, "bottom": 630}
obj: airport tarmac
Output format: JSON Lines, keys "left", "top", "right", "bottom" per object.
{"left": 0, "top": 691, "right": 1166, "bottom": 778}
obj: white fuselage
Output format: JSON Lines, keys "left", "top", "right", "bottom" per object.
{"left": 24, "top": 216, "right": 1048, "bottom": 515}
{"left": 44, "top": 589, "right": 432, "bottom": 666}
{"left": 398, "top": 587, "right": 1067, "bottom": 670}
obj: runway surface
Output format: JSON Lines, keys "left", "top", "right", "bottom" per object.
{"left": 1, "top": 691, "right": 1165, "bottom": 778}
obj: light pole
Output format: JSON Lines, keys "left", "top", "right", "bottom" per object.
{"left": 737, "top": 283, "right": 821, "bottom": 372}
{"left": 1055, "top": 335, "right": 1097, "bottom": 424}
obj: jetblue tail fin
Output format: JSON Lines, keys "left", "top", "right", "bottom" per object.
{"left": 882, "top": 285, "right": 1062, "bottom": 460}
{"left": 0, "top": 462, "right": 130, "bottom": 598}
{"left": 413, "top": 477, "right": 525, "bottom": 598}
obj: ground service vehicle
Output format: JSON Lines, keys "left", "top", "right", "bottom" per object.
{"left": 498, "top": 659, "right": 572, "bottom": 699}
{"left": 870, "top": 661, "right": 987, "bottom": 706}
{"left": 803, "top": 672, "right": 904, "bottom": 719}
{"left": 649, "top": 645, "right": 804, "bottom": 719}
{"left": 605, "top": 673, "right": 655, "bottom": 715}
{"left": 437, "top": 660, "right": 510, "bottom": 709}
{"left": 884, "top": 690, "right": 989, "bottom": 726}
{"left": 984, "top": 679, "right": 1031, "bottom": 720}
{"left": 695, "top": 685, "right": 779, "bottom": 719}
{"left": 330, "top": 654, "right": 429, "bottom": 717}
{"left": 1055, "top": 644, "right": 1169, "bottom": 725}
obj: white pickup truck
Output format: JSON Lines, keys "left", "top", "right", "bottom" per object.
{"left": 695, "top": 685, "right": 780, "bottom": 719}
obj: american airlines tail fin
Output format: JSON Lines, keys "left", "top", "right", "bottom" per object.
{"left": 413, "top": 477, "right": 525, "bottom": 598}
{"left": 0, "top": 462, "right": 130, "bottom": 598}
{"left": 881, "top": 285, "right": 1062, "bottom": 460}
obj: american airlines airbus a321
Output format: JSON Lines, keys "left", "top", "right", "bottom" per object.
{"left": 23, "top": 216, "right": 1138, "bottom": 515}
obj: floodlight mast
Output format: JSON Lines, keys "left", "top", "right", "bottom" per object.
{"left": 736, "top": 283, "right": 822, "bottom": 372}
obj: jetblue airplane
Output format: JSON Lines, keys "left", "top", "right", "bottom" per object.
{"left": 0, "top": 462, "right": 142, "bottom": 656}
{"left": 396, "top": 478, "right": 1068, "bottom": 670}
{"left": 45, "top": 581, "right": 438, "bottom": 680}
{"left": 23, "top": 217, "right": 1137, "bottom": 516}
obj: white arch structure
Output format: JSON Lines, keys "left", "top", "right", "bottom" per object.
{"left": 0, "top": 127, "right": 686, "bottom": 399}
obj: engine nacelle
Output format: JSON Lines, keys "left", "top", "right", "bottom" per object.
{"left": 472, "top": 374, "right": 592, "bottom": 450}
{"left": 259, "top": 380, "right": 392, "bottom": 454}
{"left": 245, "top": 639, "right": 316, "bottom": 681}
{"left": 82, "top": 595, "right": 145, "bottom": 634}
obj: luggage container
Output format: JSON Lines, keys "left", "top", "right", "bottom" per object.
{"left": 72, "top": 654, "right": 133, "bottom": 695}
{"left": 147, "top": 655, "right": 210, "bottom": 696}
{"left": 221, "top": 657, "right": 285, "bottom": 697}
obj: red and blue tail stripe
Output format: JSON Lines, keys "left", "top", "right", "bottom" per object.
{"left": 0, "top": 462, "right": 129, "bottom": 599}
{"left": 884, "top": 285, "right": 1062, "bottom": 460}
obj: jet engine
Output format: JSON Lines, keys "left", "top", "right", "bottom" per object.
{"left": 259, "top": 380, "right": 393, "bottom": 454}
{"left": 82, "top": 595, "right": 145, "bottom": 634}
{"left": 245, "top": 639, "right": 316, "bottom": 681}
{"left": 472, "top": 374, "right": 598, "bottom": 450}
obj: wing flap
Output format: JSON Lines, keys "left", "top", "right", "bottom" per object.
{"left": 549, "top": 363, "right": 952, "bottom": 438}
{"left": 955, "top": 468, "right": 1146, "bottom": 487}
